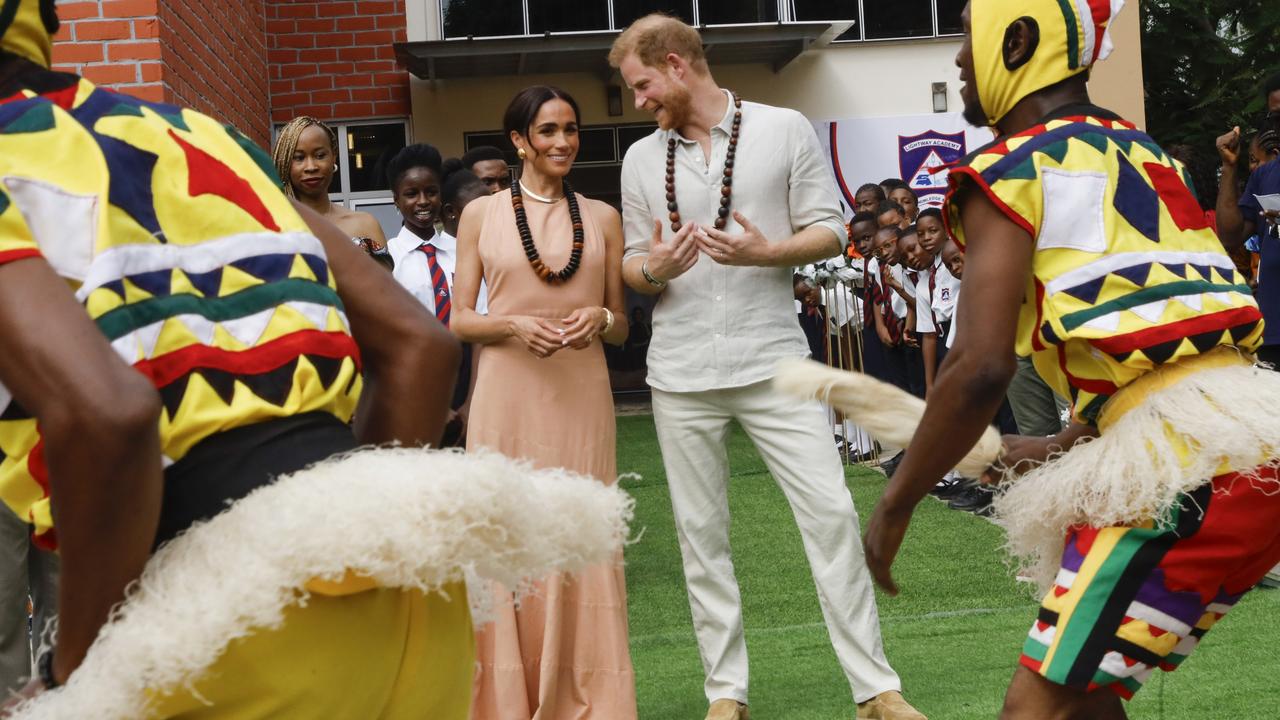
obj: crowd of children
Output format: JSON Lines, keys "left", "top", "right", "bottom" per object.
{"left": 835, "top": 181, "right": 1002, "bottom": 514}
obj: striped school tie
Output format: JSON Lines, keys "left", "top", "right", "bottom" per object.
{"left": 415, "top": 242, "right": 451, "bottom": 327}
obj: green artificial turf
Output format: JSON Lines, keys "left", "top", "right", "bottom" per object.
{"left": 617, "top": 415, "right": 1280, "bottom": 719}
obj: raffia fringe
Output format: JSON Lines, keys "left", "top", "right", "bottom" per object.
{"left": 773, "top": 358, "right": 1003, "bottom": 478}
{"left": 995, "top": 358, "right": 1280, "bottom": 594}
{"left": 9, "top": 447, "right": 634, "bottom": 720}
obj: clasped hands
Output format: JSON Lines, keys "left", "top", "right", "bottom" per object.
{"left": 642, "top": 211, "right": 773, "bottom": 284}
{"left": 510, "top": 307, "right": 608, "bottom": 359}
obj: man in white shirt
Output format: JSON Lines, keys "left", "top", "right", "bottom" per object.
{"left": 610, "top": 15, "right": 923, "bottom": 720}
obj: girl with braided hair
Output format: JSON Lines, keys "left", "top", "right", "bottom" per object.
{"left": 272, "top": 116, "right": 393, "bottom": 269}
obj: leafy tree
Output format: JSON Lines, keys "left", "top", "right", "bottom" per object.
{"left": 1141, "top": 0, "right": 1280, "bottom": 200}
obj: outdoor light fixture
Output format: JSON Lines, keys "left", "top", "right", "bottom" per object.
{"left": 607, "top": 85, "right": 623, "bottom": 117}
{"left": 932, "top": 82, "right": 948, "bottom": 113}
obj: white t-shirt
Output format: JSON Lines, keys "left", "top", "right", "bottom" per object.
{"left": 388, "top": 226, "right": 488, "bottom": 317}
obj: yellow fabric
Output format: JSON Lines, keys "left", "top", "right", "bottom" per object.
{"left": 0, "top": 75, "right": 361, "bottom": 546}
{"left": 946, "top": 113, "right": 1264, "bottom": 425}
{"left": 304, "top": 570, "right": 381, "bottom": 596}
{"left": 971, "top": 0, "right": 1125, "bottom": 125}
{"left": 146, "top": 585, "right": 474, "bottom": 720}
{"left": 1096, "top": 347, "right": 1248, "bottom": 431}
{"left": 0, "top": 0, "right": 52, "bottom": 67}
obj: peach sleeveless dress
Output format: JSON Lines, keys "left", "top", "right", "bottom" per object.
{"left": 467, "top": 189, "right": 637, "bottom": 719}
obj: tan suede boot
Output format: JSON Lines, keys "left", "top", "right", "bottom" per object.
{"left": 855, "top": 690, "right": 927, "bottom": 720}
{"left": 705, "top": 698, "right": 750, "bottom": 720}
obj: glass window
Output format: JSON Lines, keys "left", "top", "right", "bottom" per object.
{"left": 441, "top": 0, "right": 523, "bottom": 38}
{"left": 465, "top": 132, "right": 519, "bottom": 165}
{"left": 697, "top": 0, "right": 778, "bottom": 25}
{"left": 618, "top": 124, "right": 659, "bottom": 156}
{"left": 576, "top": 127, "right": 617, "bottom": 164}
{"left": 792, "top": 0, "right": 857, "bottom": 22}
{"left": 936, "top": 0, "right": 965, "bottom": 35}
{"left": 863, "top": 0, "right": 933, "bottom": 39}
{"left": 346, "top": 123, "right": 409, "bottom": 193}
{"left": 613, "top": 0, "right": 694, "bottom": 28}
{"left": 528, "top": 0, "right": 609, "bottom": 33}
{"left": 792, "top": 0, "right": 859, "bottom": 41}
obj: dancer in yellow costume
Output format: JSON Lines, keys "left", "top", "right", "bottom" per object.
{"left": 861, "top": 1, "right": 1280, "bottom": 719}
{"left": 0, "top": 1, "right": 473, "bottom": 717}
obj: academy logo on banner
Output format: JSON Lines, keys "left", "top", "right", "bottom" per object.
{"left": 898, "top": 130, "right": 967, "bottom": 209}
{"left": 817, "top": 113, "right": 991, "bottom": 219}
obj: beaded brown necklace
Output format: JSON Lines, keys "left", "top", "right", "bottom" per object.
{"left": 665, "top": 91, "right": 742, "bottom": 232}
{"left": 511, "top": 178, "right": 584, "bottom": 284}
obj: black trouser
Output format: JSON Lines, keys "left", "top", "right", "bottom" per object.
{"left": 880, "top": 342, "right": 911, "bottom": 394}
{"left": 1258, "top": 344, "right": 1280, "bottom": 369}
{"left": 155, "top": 412, "right": 357, "bottom": 547}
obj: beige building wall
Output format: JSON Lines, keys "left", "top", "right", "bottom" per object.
{"left": 408, "top": 8, "right": 1146, "bottom": 155}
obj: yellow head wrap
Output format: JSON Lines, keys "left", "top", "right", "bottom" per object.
{"left": 971, "top": 0, "right": 1125, "bottom": 126}
{"left": 0, "top": 0, "right": 54, "bottom": 68}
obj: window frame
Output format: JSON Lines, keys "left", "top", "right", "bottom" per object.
{"left": 437, "top": 0, "right": 964, "bottom": 42}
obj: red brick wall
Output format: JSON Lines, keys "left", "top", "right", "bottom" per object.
{"left": 158, "top": 0, "right": 270, "bottom": 146}
{"left": 266, "top": 0, "right": 410, "bottom": 125}
{"left": 51, "top": 1, "right": 165, "bottom": 103}
{"left": 49, "top": 1, "right": 409, "bottom": 147}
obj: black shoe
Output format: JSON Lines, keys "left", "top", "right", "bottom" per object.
{"left": 879, "top": 451, "right": 905, "bottom": 477}
{"left": 948, "top": 485, "right": 994, "bottom": 514}
{"left": 930, "top": 480, "right": 966, "bottom": 499}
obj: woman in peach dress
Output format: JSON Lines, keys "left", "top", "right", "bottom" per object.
{"left": 451, "top": 86, "right": 636, "bottom": 719}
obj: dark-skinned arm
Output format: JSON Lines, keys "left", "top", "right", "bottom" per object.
{"left": 863, "top": 188, "right": 1031, "bottom": 595}
{"left": 292, "top": 201, "right": 460, "bottom": 446}
{"left": 922, "top": 332, "right": 937, "bottom": 394}
{"left": 1214, "top": 127, "right": 1255, "bottom": 251}
{"left": 0, "top": 258, "right": 164, "bottom": 685}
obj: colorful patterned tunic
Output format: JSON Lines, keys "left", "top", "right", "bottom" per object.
{"left": 944, "top": 107, "right": 1265, "bottom": 424}
{"left": 0, "top": 72, "right": 362, "bottom": 549}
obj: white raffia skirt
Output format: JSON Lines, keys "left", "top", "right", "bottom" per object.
{"left": 9, "top": 447, "right": 634, "bottom": 720}
{"left": 994, "top": 348, "right": 1280, "bottom": 592}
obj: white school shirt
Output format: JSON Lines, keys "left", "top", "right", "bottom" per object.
{"left": 889, "top": 264, "right": 914, "bottom": 319}
{"left": 621, "top": 90, "right": 848, "bottom": 392}
{"left": 914, "top": 256, "right": 963, "bottom": 334}
{"left": 931, "top": 257, "right": 961, "bottom": 324}
{"left": 388, "top": 226, "right": 488, "bottom": 317}
{"left": 914, "top": 269, "right": 936, "bottom": 334}
{"left": 946, "top": 286, "right": 961, "bottom": 349}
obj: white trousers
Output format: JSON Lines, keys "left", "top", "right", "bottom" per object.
{"left": 651, "top": 380, "right": 900, "bottom": 705}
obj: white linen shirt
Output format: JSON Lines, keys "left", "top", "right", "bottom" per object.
{"left": 388, "top": 226, "right": 488, "bottom": 317}
{"left": 621, "top": 91, "right": 847, "bottom": 393}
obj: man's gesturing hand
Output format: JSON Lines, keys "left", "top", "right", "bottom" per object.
{"left": 644, "top": 219, "right": 700, "bottom": 283}
{"left": 696, "top": 211, "right": 776, "bottom": 266}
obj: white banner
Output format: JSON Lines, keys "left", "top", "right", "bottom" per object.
{"left": 814, "top": 112, "right": 995, "bottom": 218}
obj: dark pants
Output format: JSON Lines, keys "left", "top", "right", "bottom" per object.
{"left": 880, "top": 342, "right": 911, "bottom": 395}
{"left": 155, "top": 413, "right": 357, "bottom": 547}
{"left": 1007, "top": 355, "right": 1068, "bottom": 436}
{"left": 859, "top": 323, "right": 887, "bottom": 381}
{"left": 903, "top": 344, "right": 926, "bottom": 399}
{"left": 1259, "top": 344, "right": 1280, "bottom": 369}
{"left": 0, "top": 511, "right": 57, "bottom": 694}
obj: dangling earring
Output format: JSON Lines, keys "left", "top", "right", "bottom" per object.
{"left": 517, "top": 148, "right": 527, "bottom": 160}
